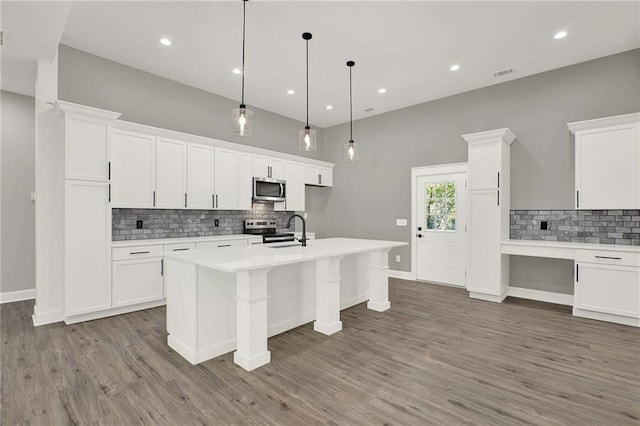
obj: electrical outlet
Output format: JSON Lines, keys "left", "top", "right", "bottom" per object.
{"left": 540, "top": 221, "right": 548, "bottom": 230}
{"left": 214, "top": 219, "right": 219, "bottom": 227}
{"left": 395, "top": 255, "right": 401, "bottom": 262}
{"left": 136, "top": 220, "right": 143, "bottom": 229}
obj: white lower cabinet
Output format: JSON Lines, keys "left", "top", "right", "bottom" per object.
{"left": 574, "top": 250, "right": 640, "bottom": 326}
{"left": 65, "top": 180, "right": 112, "bottom": 317}
{"left": 112, "top": 244, "right": 165, "bottom": 308}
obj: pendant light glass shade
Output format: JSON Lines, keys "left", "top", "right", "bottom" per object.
{"left": 299, "top": 32, "right": 316, "bottom": 151}
{"left": 344, "top": 140, "right": 359, "bottom": 161}
{"left": 232, "top": 105, "right": 253, "bottom": 136}
{"left": 299, "top": 126, "right": 317, "bottom": 151}
{"left": 232, "top": 0, "right": 253, "bottom": 136}
{"left": 344, "top": 60, "right": 359, "bottom": 161}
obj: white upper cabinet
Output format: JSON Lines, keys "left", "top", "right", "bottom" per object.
{"left": 238, "top": 152, "right": 254, "bottom": 210}
{"left": 569, "top": 113, "right": 640, "bottom": 209}
{"left": 187, "top": 143, "right": 215, "bottom": 209}
{"left": 57, "top": 101, "right": 120, "bottom": 182}
{"left": 214, "top": 147, "right": 239, "bottom": 209}
{"left": 155, "top": 138, "right": 187, "bottom": 208}
{"left": 304, "top": 164, "right": 333, "bottom": 187}
{"left": 468, "top": 140, "right": 501, "bottom": 190}
{"left": 111, "top": 130, "right": 156, "bottom": 208}
{"left": 275, "top": 161, "right": 305, "bottom": 212}
{"left": 253, "top": 155, "right": 284, "bottom": 180}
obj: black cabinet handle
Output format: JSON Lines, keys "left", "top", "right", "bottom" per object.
{"left": 212, "top": 194, "right": 215, "bottom": 208}
{"left": 497, "top": 190, "right": 500, "bottom": 206}
{"left": 108, "top": 161, "right": 111, "bottom": 180}
{"left": 184, "top": 193, "right": 187, "bottom": 208}
{"left": 172, "top": 248, "right": 190, "bottom": 251}
{"left": 153, "top": 191, "right": 156, "bottom": 207}
{"left": 217, "top": 244, "right": 232, "bottom": 248}
{"left": 108, "top": 184, "right": 111, "bottom": 203}
{"left": 161, "top": 258, "right": 164, "bottom": 276}
{"left": 497, "top": 171, "right": 500, "bottom": 188}
{"left": 595, "top": 256, "right": 622, "bottom": 260}
{"left": 576, "top": 263, "right": 579, "bottom": 282}
{"left": 130, "top": 251, "right": 150, "bottom": 255}
{"left": 215, "top": 194, "right": 218, "bottom": 208}
{"left": 576, "top": 190, "right": 579, "bottom": 208}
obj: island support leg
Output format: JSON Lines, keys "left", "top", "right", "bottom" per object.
{"left": 367, "top": 249, "right": 391, "bottom": 311}
{"left": 314, "top": 256, "right": 344, "bottom": 335}
{"left": 234, "top": 268, "right": 271, "bottom": 371}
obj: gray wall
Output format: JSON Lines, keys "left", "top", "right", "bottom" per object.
{"left": 316, "top": 49, "right": 640, "bottom": 288}
{"left": 58, "top": 45, "right": 323, "bottom": 160}
{"left": 1, "top": 91, "right": 35, "bottom": 293}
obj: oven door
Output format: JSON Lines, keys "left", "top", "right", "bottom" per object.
{"left": 253, "top": 177, "right": 286, "bottom": 202}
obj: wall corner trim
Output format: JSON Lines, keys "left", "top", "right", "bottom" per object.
{"left": 0, "top": 288, "right": 36, "bottom": 304}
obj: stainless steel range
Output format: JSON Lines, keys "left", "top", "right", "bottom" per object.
{"left": 243, "top": 220, "right": 295, "bottom": 244}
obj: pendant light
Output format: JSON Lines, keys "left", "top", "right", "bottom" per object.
{"left": 344, "top": 60, "right": 359, "bottom": 161}
{"left": 231, "top": 0, "right": 253, "bottom": 136}
{"left": 299, "top": 32, "right": 316, "bottom": 151}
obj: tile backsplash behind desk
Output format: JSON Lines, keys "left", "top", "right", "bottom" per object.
{"left": 112, "top": 203, "right": 293, "bottom": 241}
{"left": 510, "top": 210, "right": 640, "bottom": 245}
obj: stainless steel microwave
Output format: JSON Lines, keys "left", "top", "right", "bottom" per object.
{"left": 253, "top": 177, "right": 286, "bottom": 202}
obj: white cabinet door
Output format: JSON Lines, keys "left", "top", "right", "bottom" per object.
{"left": 65, "top": 180, "right": 111, "bottom": 317}
{"left": 111, "top": 130, "right": 155, "bottom": 207}
{"left": 112, "top": 258, "right": 164, "bottom": 307}
{"left": 238, "top": 152, "right": 253, "bottom": 210}
{"left": 466, "top": 189, "right": 501, "bottom": 295}
{"left": 65, "top": 117, "right": 110, "bottom": 181}
{"left": 214, "top": 148, "right": 239, "bottom": 209}
{"left": 304, "top": 164, "right": 333, "bottom": 187}
{"left": 187, "top": 143, "right": 214, "bottom": 209}
{"left": 468, "top": 142, "right": 500, "bottom": 189}
{"left": 253, "top": 155, "right": 284, "bottom": 179}
{"left": 575, "top": 263, "right": 639, "bottom": 318}
{"left": 275, "top": 161, "right": 305, "bottom": 211}
{"left": 318, "top": 167, "right": 333, "bottom": 187}
{"left": 156, "top": 137, "right": 187, "bottom": 208}
{"left": 575, "top": 123, "right": 640, "bottom": 209}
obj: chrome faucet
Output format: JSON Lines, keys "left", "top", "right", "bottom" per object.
{"left": 286, "top": 214, "right": 307, "bottom": 247}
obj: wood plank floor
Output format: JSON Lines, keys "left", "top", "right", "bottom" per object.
{"left": 2, "top": 280, "right": 639, "bottom": 425}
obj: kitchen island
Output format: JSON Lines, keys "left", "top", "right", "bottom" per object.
{"left": 164, "top": 238, "right": 406, "bottom": 371}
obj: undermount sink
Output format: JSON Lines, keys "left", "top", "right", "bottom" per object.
{"left": 268, "top": 244, "right": 302, "bottom": 249}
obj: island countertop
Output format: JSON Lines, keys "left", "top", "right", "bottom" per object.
{"left": 164, "top": 237, "right": 407, "bottom": 273}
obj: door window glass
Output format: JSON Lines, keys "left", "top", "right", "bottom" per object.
{"left": 425, "top": 182, "right": 456, "bottom": 231}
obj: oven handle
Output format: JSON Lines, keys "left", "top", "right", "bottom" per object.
{"left": 280, "top": 183, "right": 284, "bottom": 198}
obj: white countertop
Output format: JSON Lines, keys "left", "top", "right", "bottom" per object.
{"left": 164, "top": 237, "right": 407, "bottom": 273}
{"left": 502, "top": 239, "right": 640, "bottom": 260}
{"left": 112, "top": 234, "right": 262, "bottom": 248}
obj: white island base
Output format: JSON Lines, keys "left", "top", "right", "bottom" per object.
{"left": 164, "top": 238, "right": 406, "bottom": 371}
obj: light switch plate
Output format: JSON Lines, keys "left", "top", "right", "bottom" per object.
{"left": 395, "top": 255, "right": 401, "bottom": 262}
{"left": 30, "top": 192, "right": 36, "bottom": 201}
{"left": 396, "top": 219, "right": 407, "bottom": 226}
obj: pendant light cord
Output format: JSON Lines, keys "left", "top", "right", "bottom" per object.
{"left": 349, "top": 65, "right": 353, "bottom": 141}
{"left": 305, "top": 38, "right": 309, "bottom": 127}
{"left": 241, "top": 0, "right": 247, "bottom": 106}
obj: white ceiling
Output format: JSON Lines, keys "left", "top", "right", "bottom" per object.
{"left": 3, "top": 2, "right": 640, "bottom": 126}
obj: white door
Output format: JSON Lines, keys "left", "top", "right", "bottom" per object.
{"left": 187, "top": 143, "right": 215, "bottom": 209}
{"left": 214, "top": 147, "right": 239, "bottom": 209}
{"left": 111, "top": 130, "right": 155, "bottom": 207}
{"left": 156, "top": 138, "right": 187, "bottom": 208}
{"left": 416, "top": 172, "right": 466, "bottom": 286}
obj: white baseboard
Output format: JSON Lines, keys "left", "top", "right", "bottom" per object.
{"left": 340, "top": 294, "right": 369, "bottom": 310}
{"left": 508, "top": 287, "right": 573, "bottom": 306}
{"left": 388, "top": 270, "right": 414, "bottom": 280}
{"left": 32, "top": 308, "right": 64, "bottom": 326}
{"left": 0, "top": 288, "right": 36, "bottom": 304}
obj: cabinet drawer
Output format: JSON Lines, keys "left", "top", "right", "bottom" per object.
{"left": 575, "top": 249, "right": 640, "bottom": 267}
{"left": 164, "top": 242, "right": 196, "bottom": 253}
{"left": 113, "top": 245, "right": 164, "bottom": 261}
{"left": 196, "top": 239, "right": 247, "bottom": 250}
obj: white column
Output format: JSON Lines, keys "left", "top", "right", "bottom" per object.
{"left": 367, "top": 249, "right": 391, "bottom": 311}
{"left": 314, "top": 256, "right": 343, "bottom": 335}
{"left": 233, "top": 268, "right": 271, "bottom": 371}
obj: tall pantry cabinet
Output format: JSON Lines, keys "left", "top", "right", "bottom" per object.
{"left": 56, "top": 101, "right": 121, "bottom": 318}
{"left": 463, "top": 128, "right": 516, "bottom": 302}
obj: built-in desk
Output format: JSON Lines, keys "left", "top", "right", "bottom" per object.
{"left": 501, "top": 239, "right": 640, "bottom": 327}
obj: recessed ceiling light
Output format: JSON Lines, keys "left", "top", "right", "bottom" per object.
{"left": 378, "top": 88, "right": 387, "bottom": 94}
{"left": 554, "top": 31, "right": 568, "bottom": 39}
{"left": 449, "top": 64, "right": 461, "bottom": 71}
{"left": 326, "top": 105, "right": 333, "bottom": 110}
{"left": 232, "top": 68, "right": 242, "bottom": 75}
{"left": 287, "top": 89, "right": 295, "bottom": 95}
{"left": 159, "top": 38, "right": 172, "bottom": 46}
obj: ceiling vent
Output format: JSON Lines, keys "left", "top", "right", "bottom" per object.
{"left": 363, "top": 108, "right": 375, "bottom": 113}
{"left": 493, "top": 68, "right": 515, "bottom": 78}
